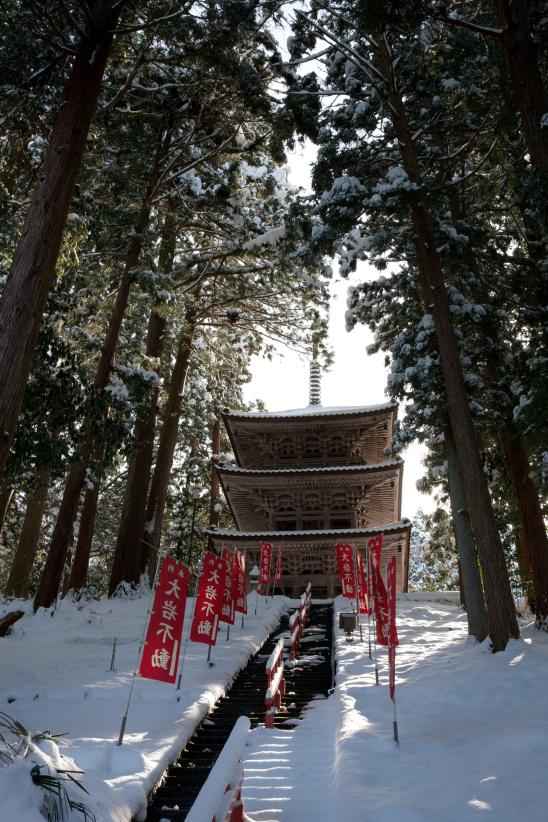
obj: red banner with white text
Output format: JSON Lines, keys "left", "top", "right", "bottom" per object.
{"left": 220, "top": 548, "right": 235, "bottom": 624}
{"left": 356, "top": 550, "right": 369, "bottom": 614}
{"left": 274, "top": 544, "right": 283, "bottom": 583}
{"left": 190, "top": 552, "right": 226, "bottom": 645}
{"left": 233, "top": 550, "right": 247, "bottom": 614}
{"left": 139, "top": 557, "right": 190, "bottom": 683}
{"left": 258, "top": 541, "right": 273, "bottom": 594}
{"left": 336, "top": 543, "right": 356, "bottom": 598}
{"left": 387, "top": 555, "right": 398, "bottom": 698}
{"left": 367, "top": 536, "right": 391, "bottom": 647}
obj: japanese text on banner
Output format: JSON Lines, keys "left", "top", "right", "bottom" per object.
{"left": 139, "top": 557, "right": 190, "bottom": 684}
{"left": 258, "top": 541, "right": 273, "bottom": 594}
{"left": 367, "top": 535, "right": 392, "bottom": 647}
{"left": 190, "top": 551, "right": 226, "bottom": 645}
{"left": 387, "top": 554, "right": 399, "bottom": 701}
{"left": 336, "top": 543, "right": 356, "bottom": 598}
{"left": 356, "top": 550, "right": 369, "bottom": 614}
{"left": 234, "top": 550, "right": 247, "bottom": 614}
{"left": 274, "top": 544, "right": 283, "bottom": 583}
{"left": 219, "top": 548, "right": 235, "bottom": 624}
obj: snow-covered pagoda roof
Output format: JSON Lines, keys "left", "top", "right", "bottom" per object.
{"left": 216, "top": 460, "right": 404, "bottom": 532}
{"left": 216, "top": 458, "right": 402, "bottom": 476}
{"left": 220, "top": 402, "right": 398, "bottom": 470}
{"left": 221, "top": 401, "right": 396, "bottom": 420}
{"left": 206, "top": 520, "right": 410, "bottom": 542}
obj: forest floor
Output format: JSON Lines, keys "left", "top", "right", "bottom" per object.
{"left": 0, "top": 592, "right": 546, "bottom": 822}
{"left": 243, "top": 594, "right": 548, "bottom": 822}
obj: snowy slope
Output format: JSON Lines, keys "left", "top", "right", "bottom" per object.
{"left": 243, "top": 595, "right": 548, "bottom": 822}
{"left": 0, "top": 592, "right": 290, "bottom": 821}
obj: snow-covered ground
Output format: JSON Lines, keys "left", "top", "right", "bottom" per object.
{"left": 0, "top": 592, "right": 290, "bottom": 821}
{"left": 243, "top": 594, "right": 548, "bottom": 822}
{"left": 2, "top": 592, "right": 547, "bottom": 822}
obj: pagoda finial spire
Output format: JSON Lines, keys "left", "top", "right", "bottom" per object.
{"left": 309, "top": 341, "right": 321, "bottom": 405}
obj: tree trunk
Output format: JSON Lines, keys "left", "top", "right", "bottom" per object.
{"left": 209, "top": 415, "right": 222, "bottom": 528}
{"left": 4, "top": 464, "right": 52, "bottom": 598}
{"left": 0, "top": 2, "right": 119, "bottom": 477}
{"left": 493, "top": 0, "right": 548, "bottom": 171}
{"left": 109, "top": 209, "right": 176, "bottom": 594}
{"left": 444, "top": 424, "right": 489, "bottom": 641}
{"left": 377, "top": 35, "right": 519, "bottom": 649}
{"left": 67, "top": 480, "right": 100, "bottom": 592}
{"left": 501, "top": 427, "right": 548, "bottom": 630}
{"left": 0, "top": 483, "right": 14, "bottom": 539}
{"left": 108, "top": 311, "right": 167, "bottom": 593}
{"left": 515, "top": 533, "right": 535, "bottom": 613}
{"left": 33, "top": 180, "right": 159, "bottom": 612}
{"left": 141, "top": 307, "right": 198, "bottom": 574}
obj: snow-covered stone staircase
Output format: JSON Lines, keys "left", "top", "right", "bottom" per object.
{"left": 143, "top": 603, "right": 333, "bottom": 821}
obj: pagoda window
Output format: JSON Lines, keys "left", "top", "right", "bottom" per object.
{"left": 328, "top": 435, "right": 346, "bottom": 459}
{"left": 303, "top": 435, "right": 321, "bottom": 459}
{"left": 303, "top": 492, "right": 321, "bottom": 510}
{"left": 277, "top": 494, "right": 293, "bottom": 512}
{"left": 330, "top": 517, "right": 352, "bottom": 529}
{"left": 278, "top": 438, "right": 296, "bottom": 461}
{"left": 276, "top": 518, "right": 297, "bottom": 531}
{"left": 301, "top": 517, "right": 324, "bottom": 530}
{"left": 331, "top": 491, "right": 349, "bottom": 510}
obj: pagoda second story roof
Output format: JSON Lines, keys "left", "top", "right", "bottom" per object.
{"left": 220, "top": 402, "right": 397, "bottom": 469}
{"left": 216, "top": 459, "right": 404, "bottom": 532}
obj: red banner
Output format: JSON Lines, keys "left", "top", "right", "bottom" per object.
{"left": 368, "top": 536, "right": 390, "bottom": 647}
{"left": 387, "top": 554, "right": 398, "bottom": 646}
{"left": 233, "top": 550, "right": 247, "bottom": 614}
{"left": 336, "top": 543, "right": 356, "bottom": 598}
{"left": 139, "top": 557, "right": 190, "bottom": 683}
{"left": 274, "top": 544, "right": 283, "bottom": 583}
{"left": 190, "top": 551, "right": 226, "bottom": 645}
{"left": 356, "top": 550, "right": 369, "bottom": 614}
{"left": 387, "top": 555, "right": 398, "bottom": 699}
{"left": 220, "top": 548, "right": 235, "bottom": 624}
{"left": 258, "top": 541, "right": 273, "bottom": 594}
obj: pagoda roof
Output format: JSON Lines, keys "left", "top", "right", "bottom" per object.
{"left": 221, "top": 402, "right": 396, "bottom": 421}
{"left": 216, "top": 458, "right": 402, "bottom": 478}
{"left": 216, "top": 459, "right": 404, "bottom": 532}
{"left": 206, "top": 520, "right": 410, "bottom": 542}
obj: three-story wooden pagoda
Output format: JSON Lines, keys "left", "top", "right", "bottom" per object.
{"left": 206, "top": 365, "right": 411, "bottom": 596}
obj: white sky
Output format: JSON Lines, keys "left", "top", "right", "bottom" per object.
{"left": 242, "top": 143, "right": 436, "bottom": 520}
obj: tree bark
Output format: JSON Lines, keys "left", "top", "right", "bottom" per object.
{"left": 109, "top": 311, "right": 167, "bottom": 593}
{"left": 493, "top": 0, "right": 548, "bottom": 171}
{"left": 0, "top": 2, "right": 119, "bottom": 477}
{"left": 209, "top": 415, "right": 222, "bottom": 528}
{"left": 0, "top": 483, "right": 14, "bottom": 539}
{"left": 66, "top": 480, "right": 100, "bottom": 592}
{"left": 5, "top": 464, "right": 52, "bottom": 598}
{"left": 501, "top": 427, "right": 548, "bottom": 630}
{"left": 109, "top": 209, "right": 176, "bottom": 594}
{"left": 515, "top": 533, "right": 535, "bottom": 613}
{"left": 33, "top": 174, "right": 160, "bottom": 611}
{"left": 444, "top": 424, "right": 489, "bottom": 641}
{"left": 377, "top": 35, "right": 519, "bottom": 649}
{"left": 141, "top": 306, "right": 198, "bottom": 574}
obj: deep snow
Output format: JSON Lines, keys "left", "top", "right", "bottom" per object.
{"left": 242, "top": 594, "right": 548, "bottom": 822}
{"left": 1, "top": 592, "right": 547, "bottom": 822}
{"left": 0, "top": 592, "right": 290, "bottom": 821}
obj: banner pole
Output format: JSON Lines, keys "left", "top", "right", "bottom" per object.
{"left": 366, "top": 546, "right": 372, "bottom": 659}
{"left": 353, "top": 546, "right": 363, "bottom": 641}
{"left": 368, "top": 547, "right": 379, "bottom": 685}
{"left": 117, "top": 550, "right": 164, "bottom": 746}
{"left": 392, "top": 690, "right": 399, "bottom": 744}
